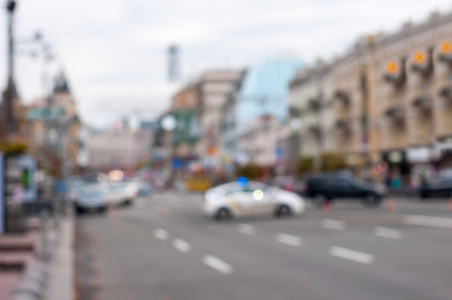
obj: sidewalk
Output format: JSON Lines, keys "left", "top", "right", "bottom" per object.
{"left": 44, "top": 214, "right": 74, "bottom": 300}
{"left": 0, "top": 209, "right": 75, "bottom": 300}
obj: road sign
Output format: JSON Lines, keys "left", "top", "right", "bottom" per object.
{"left": 26, "top": 108, "right": 64, "bottom": 121}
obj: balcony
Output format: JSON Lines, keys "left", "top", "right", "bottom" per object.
{"left": 335, "top": 119, "right": 351, "bottom": 131}
{"left": 335, "top": 90, "right": 350, "bottom": 105}
{"left": 308, "top": 97, "right": 321, "bottom": 110}
{"left": 308, "top": 124, "right": 321, "bottom": 135}
{"left": 411, "top": 95, "right": 432, "bottom": 110}
{"left": 439, "top": 85, "right": 452, "bottom": 100}
{"left": 385, "top": 105, "right": 405, "bottom": 121}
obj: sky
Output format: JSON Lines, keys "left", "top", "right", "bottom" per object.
{"left": 1, "top": 0, "right": 452, "bottom": 128}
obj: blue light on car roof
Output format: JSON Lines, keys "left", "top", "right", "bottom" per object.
{"left": 237, "top": 177, "right": 248, "bottom": 188}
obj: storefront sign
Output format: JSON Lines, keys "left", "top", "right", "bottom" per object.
{"left": 407, "top": 147, "right": 431, "bottom": 163}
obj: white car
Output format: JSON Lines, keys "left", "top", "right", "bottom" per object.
{"left": 202, "top": 181, "right": 306, "bottom": 220}
{"left": 104, "top": 182, "right": 138, "bottom": 206}
{"left": 75, "top": 186, "right": 107, "bottom": 214}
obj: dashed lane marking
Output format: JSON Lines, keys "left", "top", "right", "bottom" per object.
{"left": 203, "top": 255, "right": 233, "bottom": 274}
{"left": 172, "top": 239, "right": 191, "bottom": 253}
{"left": 403, "top": 215, "right": 452, "bottom": 229}
{"left": 237, "top": 224, "right": 256, "bottom": 235}
{"left": 329, "top": 246, "right": 375, "bottom": 264}
{"left": 321, "top": 219, "right": 347, "bottom": 231}
{"left": 276, "top": 233, "right": 302, "bottom": 247}
{"left": 374, "top": 226, "right": 402, "bottom": 239}
{"left": 154, "top": 228, "right": 169, "bottom": 240}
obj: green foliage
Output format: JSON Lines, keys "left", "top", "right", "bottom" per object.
{"left": 321, "top": 152, "right": 346, "bottom": 171}
{"left": 236, "top": 163, "right": 264, "bottom": 179}
{"left": 0, "top": 140, "right": 28, "bottom": 154}
{"left": 297, "top": 156, "right": 314, "bottom": 175}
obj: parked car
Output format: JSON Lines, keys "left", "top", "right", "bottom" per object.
{"left": 75, "top": 186, "right": 107, "bottom": 214}
{"left": 104, "top": 182, "right": 138, "bottom": 206}
{"left": 202, "top": 181, "right": 306, "bottom": 220}
{"left": 303, "top": 174, "right": 385, "bottom": 207}
{"left": 124, "top": 179, "right": 152, "bottom": 196}
{"left": 418, "top": 177, "right": 452, "bottom": 198}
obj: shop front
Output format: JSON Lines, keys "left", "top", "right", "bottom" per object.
{"left": 406, "top": 146, "right": 436, "bottom": 186}
{"left": 382, "top": 150, "right": 411, "bottom": 189}
{"left": 436, "top": 137, "right": 452, "bottom": 176}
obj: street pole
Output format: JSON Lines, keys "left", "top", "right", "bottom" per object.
{"left": 2, "top": 0, "right": 18, "bottom": 139}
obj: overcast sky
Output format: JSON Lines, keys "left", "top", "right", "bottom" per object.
{"left": 1, "top": 0, "right": 451, "bottom": 128}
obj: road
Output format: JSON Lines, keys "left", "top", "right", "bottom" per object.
{"left": 76, "top": 192, "right": 452, "bottom": 300}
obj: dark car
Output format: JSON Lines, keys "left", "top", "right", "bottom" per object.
{"left": 303, "top": 175, "right": 384, "bottom": 207}
{"left": 418, "top": 177, "right": 452, "bottom": 198}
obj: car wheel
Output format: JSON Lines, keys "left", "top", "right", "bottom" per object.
{"left": 75, "top": 204, "right": 86, "bottom": 215}
{"left": 214, "top": 208, "right": 232, "bottom": 221}
{"left": 123, "top": 199, "right": 133, "bottom": 206}
{"left": 362, "top": 194, "right": 381, "bottom": 207}
{"left": 97, "top": 206, "right": 107, "bottom": 214}
{"left": 275, "top": 204, "right": 292, "bottom": 217}
{"left": 312, "top": 194, "right": 329, "bottom": 208}
{"left": 419, "top": 192, "right": 428, "bottom": 200}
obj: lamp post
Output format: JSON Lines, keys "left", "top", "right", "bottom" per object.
{"left": 1, "top": 0, "right": 18, "bottom": 139}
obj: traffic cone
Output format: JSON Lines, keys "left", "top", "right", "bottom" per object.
{"left": 323, "top": 201, "right": 332, "bottom": 212}
{"left": 158, "top": 205, "right": 168, "bottom": 216}
{"left": 387, "top": 199, "right": 397, "bottom": 212}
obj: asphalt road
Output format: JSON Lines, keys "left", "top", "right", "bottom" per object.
{"left": 76, "top": 192, "right": 452, "bottom": 300}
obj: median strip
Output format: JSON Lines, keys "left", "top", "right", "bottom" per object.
{"left": 276, "top": 233, "right": 302, "bottom": 247}
{"left": 172, "top": 239, "right": 191, "bottom": 253}
{"left": 403, "top": 215, "right": 452, "bottom": 229}
{"left": 154, "top": 228, "right": 169, "bottom": 240}
{"left": 374, "top": 226, "right": 402, "bottom": 239}
{"left": 329, "top": 246, "right": 374, "bottom": 264}
{"left": 203, "top": 255, "right": 233, "bottom": 274}
{"left": 321, "top": 219, "right": 347, "bottom": 231}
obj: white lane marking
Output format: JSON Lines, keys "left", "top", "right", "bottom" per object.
{"left": 172, "top": 239, "right": 191, "bottom": 253}
{"left": 237, "top": 224, "right": 255, "bottom": 235}
{"left": 321, "top": 219, "right": 347, "bottom": 231}
{"left": 203, "top": 255, "right": 233, "bottom": 274}
{"left": 154, "top": 228, "right": 169, "bottom": 240}
{"left": 275, "top": 233, "right": 302, "bottom": 247}
{"left": 403, "top": 215, "right": 452, "bottom": 229}
{"left": 374, "top": 226, "right": 402, "bottom": 239}
{"left": 329, "top": 246, "right": 375, "bottom": 264}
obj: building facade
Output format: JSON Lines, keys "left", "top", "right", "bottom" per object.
{"left": 196, "top": 70, "right": 245, "bottom": 168}
{"left": 289, "top": 61, "right": 335, "bottom": 169}
{"left": 371, "top": 12, "right": 452, "bottom": 183}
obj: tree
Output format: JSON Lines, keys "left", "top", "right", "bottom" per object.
{"left": 297, "top": 156, "right": 314, "bottom": 176}
{"left": 321, "top": 152, "right": 346, "bottom": 171}
{"left": 236, "top": 163, "right": 264, "bottom": 179}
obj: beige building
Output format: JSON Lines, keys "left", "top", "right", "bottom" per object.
{"left": 326, "top": 11, "right": 452, "bottom": 182}
{"left": 371, "top": 11, "right": 452, "bottom": 181}
{"left": 238, "top": 115, "right": 285, "bottom": 167}
{"left": 290, "top": 61, "right": 335, "bottom": 166}
{"left": 331, "top": 38, "right": 375, "bottom": 171}
{"left": 196, "top": 70, "right": 245, "bottom": 168}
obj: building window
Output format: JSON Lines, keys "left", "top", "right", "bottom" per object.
{"left": 448, "top": 73, "right": 452, "bottom": 82}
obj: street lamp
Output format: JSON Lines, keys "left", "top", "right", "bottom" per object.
{"left": 1, "top": 0, "right": 18, "bottom": 139}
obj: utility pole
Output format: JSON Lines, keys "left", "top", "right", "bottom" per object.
{"left": 1, "top": 0, "right": 19, "bottom": 139}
